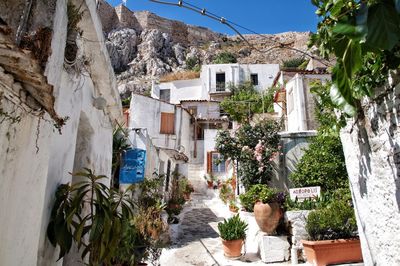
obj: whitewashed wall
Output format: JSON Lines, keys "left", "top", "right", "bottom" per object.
{"left": 340, "top": 73, "right": 400, "bottom": 265}
{"left": 0, "top": 0, "right": 122, "bottom": 265}
{"left": 152, "top": 79, "right": 204, "bottom": 104}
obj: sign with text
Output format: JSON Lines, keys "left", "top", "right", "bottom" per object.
{"left": 119, "top": 148, "right": 146, "bottom": 184}
{"left": 289, "top": 186, "right": 321, "bottom": 201}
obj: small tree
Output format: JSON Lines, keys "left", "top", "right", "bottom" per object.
{"left": 216, "top": 120, "right": 281, "bottom": 189}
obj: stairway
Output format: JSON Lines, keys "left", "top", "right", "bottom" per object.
{"left": 187, "top": 163, "right": 207, "bottom": 194}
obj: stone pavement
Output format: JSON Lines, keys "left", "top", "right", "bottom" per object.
{"left": 159, "top": 191, "right": 295, "bottom": 266}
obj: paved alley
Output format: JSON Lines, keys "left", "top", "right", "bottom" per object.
{"left": 159, "top": 192, "right": 293, "bottom": 266}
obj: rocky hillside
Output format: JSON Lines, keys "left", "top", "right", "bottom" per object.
{"left": 98, "top": 1, "right": 311, "bottom": 97}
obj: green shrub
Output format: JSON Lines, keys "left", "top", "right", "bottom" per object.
{"left": 239, "top": 184, "right": 283, "bottom": 212}
{"left": 185, "top": 56, "right": 200, "bottom": 71}
{"left": 213, "top": 51, "right": 237, "bottom": 64}
{"left": 306, "top": 199, "right": 358, "bottom": 241}
{"left": 282, "top": 57, "right": 306, "bottom": 68}
{"left": 218, "top": 214, "right": 248, "bottom": 241}
{"left": 289, "top": 134, "right": 348, "bottom": 192}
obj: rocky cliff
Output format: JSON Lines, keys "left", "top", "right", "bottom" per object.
{"left": 98, "top": 1, "right": 311, "bottom": 96}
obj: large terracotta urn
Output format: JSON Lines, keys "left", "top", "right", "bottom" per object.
{"left": 221, "top": 239, "right": 244, "bottom": 258}
{"left": 253, "top": 201, "right": 282, "bottom": 234}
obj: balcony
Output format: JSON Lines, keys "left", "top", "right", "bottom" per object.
{"left": 209, "top": 83, "right": 232, "bottom": 95}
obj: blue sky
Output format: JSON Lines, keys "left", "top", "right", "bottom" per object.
{"left": 106, "top": 0, "right": 319, "bottom": 35}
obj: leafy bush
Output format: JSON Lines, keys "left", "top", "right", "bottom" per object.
{"left": 306, "top": 199, "right": 358, "bottom": 241}
{"left": 213, "top": 51, "right": 237, "bottom": 64}
{"left": 218, "top": 214, "right": 248, "bottom": 241}
{"left": 185, "top": 56, "right": 200, "bottom": 71}
{"left": 221, "top": 82, "right": 277, "bottom": 123}
{"left": 239, "top": 184, "right": 284, "bottom": 212}
{"left": 219, "top": 182, "right": 235, "bottom": 204}
{"left": 282, "top": 57, "right": 306, "bottom": 68}
{"left": 216, "top": 120, "right": 281, "bottom": 188}
{"left": 289, "top": 133, "right": 348, "bottom": 192}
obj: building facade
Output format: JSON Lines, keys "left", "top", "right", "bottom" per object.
{"left": 0, "top": 1, "right": 122, "bottom": 265}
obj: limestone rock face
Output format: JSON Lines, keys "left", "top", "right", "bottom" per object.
{"left": 106, "top": 28, "right": 137, "bottom": 72}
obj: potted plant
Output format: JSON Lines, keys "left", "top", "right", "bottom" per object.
{"left": 218, "top": 214, "right": 248, "bottom": 258}
{"left": 239, "top": 184, "right": 285, "bottom": 234}
{"left": 302, "top": 200, "right": 362, "bottom": 266}
{"left": 179, "top": 178, "right": 194, "bottom": 201}
{"left": 229, "top": 200, "right": 239, "bottom": 213}
{"left": 204, "top": 174, "right": 216, "bottom": 188}
{"left": 219, "top": 182, "right": 235, "bottom": 204}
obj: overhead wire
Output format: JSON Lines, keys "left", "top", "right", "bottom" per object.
{"left": 149, "top": 0, "right": 332, "bottom": 66}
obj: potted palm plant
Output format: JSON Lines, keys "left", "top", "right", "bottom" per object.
{"left": 302, "top": 199, "right": 362, "bottom": 266}
{"left": 218, "top": 214, "right": 248, "bottom": 258}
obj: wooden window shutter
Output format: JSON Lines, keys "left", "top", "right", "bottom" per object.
{"left": 160, "top": 112, "right": 175, "bottom": 134}
{"left": 207, "top": 152, "right": 212, "bottom": 173}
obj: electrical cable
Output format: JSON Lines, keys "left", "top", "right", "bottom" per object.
{"left": 149, "top": 0, "right": 332, "bottom": 66}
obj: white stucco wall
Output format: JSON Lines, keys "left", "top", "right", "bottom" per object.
{"left": 152, "top": 79, "right": 204, "bottom": 104}
{"left": 0, "top": 0, "right": 122, "bottom": 265}
{"left": 181, "top": 101, "right": 221, "bottom": 120}
{"left": 200, "top": 64, "right": 279, "bottom": 93}
{"left": 129, "top": 94, "right": 192, "bottom": 178}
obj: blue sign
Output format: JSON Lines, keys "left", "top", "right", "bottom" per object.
{"left": 119, "top": 148, "right": 146, "bottom": 184}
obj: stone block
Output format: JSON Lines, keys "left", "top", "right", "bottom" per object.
{"left": 258, "top": 235, "right": 290, "bottom": 263}
{"left": 284, "top": 210, "right": 311, "bottom": 261}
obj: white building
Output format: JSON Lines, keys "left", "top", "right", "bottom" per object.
{"left": 273, "top": 69, "right": 331, "bottom": 132}
{"left": 147, "top": 63, "right": 279, "bottom": 185}
{"left": 0, "top": 1, "right": 122, "bottom": 265}
{"left": 128, "top": 93, "right": 192, "bottom": 191}
{"left": 152, "top": 63, "right": 280, "bottom": 104}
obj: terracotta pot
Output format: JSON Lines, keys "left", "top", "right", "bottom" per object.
{"left": 229, "top": 205, "right": 239, "bottom": 213}
{"left": 253, "top": 202, "right": 282, "bottom": 234}
{"left": 221, "top": 239, "right": 244, "bottom": 258}
{"left": 207, "top": 180, "right": 213, "bottom": 188}
{"left": 301, "top": 238, "right": 363, "bottom": 266}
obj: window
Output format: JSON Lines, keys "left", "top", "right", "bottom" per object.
{"left": 160, "top": 89, "right": 171, "bottom": 102}
{"left": 207, "top": 152, "right": 226, "bottom": 173}
{"left": 251, "top": 74, "right": 259, "bottom": 86}
{"left": 160, "top": 112, "right": 175, "bottom": 134}
{"left": 216, "top": 73, "right": 226, "bottom": 91}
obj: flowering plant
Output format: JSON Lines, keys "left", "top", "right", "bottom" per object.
{"left": 216, "top": 120, "right": 281, "bottom": 188}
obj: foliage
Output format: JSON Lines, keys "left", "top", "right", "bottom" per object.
{"left": 47, "top": 168, "right": 135, "bottom": 264}
{"left": 213, "top": 51, "right": 237, "bottom": 64}
{"left": 216, "top": 120, "right": 281, "bottom": 188}
{"left": 112, "top": 123, "right": 131, "bottom": 188}
{"left": 220, "top": 82, "right": 277, "bottom": 123}
{"left": 284, "top": 187, "right": 351, "bottom": 211}
{"left": 136, "top": 172, "right": 165, "bottom": 209}
{"left": 310, "top": 81, "right": 347, "bottom": 136}
{"left": 218, "top": 214, "right": 248, "bottom": 241}
{"left": 185, "top": 56, "right": 201, "bottom": 71}
{"left": 219, "top": 182, "right": 235, "bottom": 204}
{"left": 179, "top": 177, "right": 194, "bottom": 194}
{"left": 310, "top": 0, "right": 400, "bottom": 115}
{"left": 112, "top": 219, "right": 147, "bottom": 265}
{"left": 133, "top": 202, "right": 167, "bottom": 241}
{"left": 289, "top": 133, "right": 349, "bottom": 192}
{"left": 306, "top": 198, "right": 357, "bottom": 241}
{"left": 282, "top": 57, "right": 307, "bottom": 68}
{"left": 121, "top": 96, "right": 131, "bottom": 107}
{"left": 239, "top": 184, "right": 284, "bottom": 212}
{"left": 229, "top": 200, "right": 239, "bottom": 212}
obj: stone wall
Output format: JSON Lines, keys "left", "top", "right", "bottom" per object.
{"left": 340, "top": 72, "right": 400, "bottom": 265}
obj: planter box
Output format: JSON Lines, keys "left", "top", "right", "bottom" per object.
{"left": 301, "top": 239, "right": 363, "bottom": 266}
